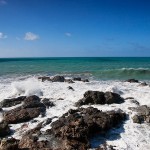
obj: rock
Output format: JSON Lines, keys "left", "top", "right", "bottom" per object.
{"left": 4, "top": 107, "right": 44, "bottom": 124}
{"left": 125, "top": 79, "right": 139, "bottom": 83}
{"left": 0, "top": 122, "right": 11, "bottom": 137}
{"left": 139, "top": 82, "right": 148, "bottom": 86}
{"left": 75, "top": 91, "right": 124, "bottom": 107}
{"left": 0, "top": 96, "right": 26, "bottom": 108}
{"left": 57, "top": 98, "right": 64, "bottom": 100}
{"left": 51, "top": 76, "right": 65, "bottom": 82}
{"left": 104, "top": 92, "right": 124, "bottom": 104}
{"left": 42, "top": 98, "right": 55, "bottom": 108}
{"left": 38, "top": 76, "right": 51, "bottom": 82}
{"left": 125, "top": 97, "right": 134, "bottom": 100}
{"left": 42, "top": 118, "right": 52, "bottom": 127}
{"left": 82, "top": 79, "right": 89, "bottom": 82}
{"left": 132, "top": 115, "right": 143, "bottom": 124}
{"left": 22, "top": 95, "right": 45, "bottom": 109}
{"left": 65, "top": 79, "right": 74, "bottom": 83}
{"left": 96, "top": 143, "right": 115, "bottom": 150}
{"left": 73, "top": 77, "right": 81, "bottom": 81}
{"left": 0, "top": 138, "right": 19, "bottom": 150}
{"left": 129, "top": 105, "right": 150, "bottom": 124}
{"left": 51, "top": 107, "right": 126, "bottom": 149}
{"left": 67, "top": 86, "right": 74, "bottom": 91}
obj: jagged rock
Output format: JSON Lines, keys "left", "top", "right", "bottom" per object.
{"left": 4, "top": 107, "right": 44, "bottom": 124}
{"left": 0, "top": 122, "right": 11, "bottom": 137}
{"left": 67, "top": 86, "right": 74, "bottom": 91}
{"left": 73, "top": 77, "right": 81, "bottom": 81}
{"left": 65, "top": 79, "right": 74, "bottom": 83}
{"left": 51, "top": 76, "right": 65, "bottom": 82}
{"left": 76, "top": 91, "right": 124, "bottom": 107}
{"left": 129, "top": 105, "right": 150, "bottom": 124}
{"left": 125, "top": 79, "right": 139, "bottom": 83}
{"left": 0, "top": 96, "right": 26, "bottom": 108}
{"left": 0, "top": 138, "right": 19, "bottom": 150}
{"left": 22, "top": 95, "right": 45, "bottom": 109}
{"left": 42, "top": 98, "right": 55, "bottom": 108}
{"left": 38, "top": 76, "right": 51, "bottom": 82}
{"left": 51, "top": 107, "right": 126, "bottom": 149}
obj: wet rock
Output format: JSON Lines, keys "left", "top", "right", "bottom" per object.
{"left": 65, "top": 79, "right": 74, "bottom": 83}
{"left": 76, "top": 91, "right": 124, "bottom": 107}
{"left": 104, "top": 92, "right": 124, "bottom": 104}
{"left": 38, "top": 76, "right": 51, "bottom": 82}
{"left": 51, "top": 107, "right": 126, "bottom": 149}
{"left": 0, "top": 138, "right": 19, "bottom": 150}
{"left": 96, "top": 143, "right": 115, "bottom": 150}
{"left": 42, "top": 118, "right": 52, "bottom": 127}
{"left": 67, "top": 86, "right": 74, "bottom": 91}
{"left": 129, "top": 105, "right": 150, "bottom": 124}
{"left": 125, "top": 79, "right": 139, "bottom": 83}
{"left": 73, "top": 77, "right": 81, "bottom": 81}
{"left": 125, "top": 97, "right": 134, "bottom": 100}
{"left": 4, "top": 107, "right": 44, "bottom": 124}
{"left": 22, "top": 95, "right": 45, "bottom": 109}
{"left": 82, "top": 79, "right": 89, "bottom": 82}
{"left": 57, "top": 98, "right": 64, "bottom": 100}
{"left": 42, "top": 98, "right": 55, "bottom": 108}
{"left": 0, "top": 122, "right": 11, "bottom": 137}
{"left": 0, "top": 96, "right": 26, "bottom": 108}
{"left": 51, "top": 76, "right": 65, "bottom": 82}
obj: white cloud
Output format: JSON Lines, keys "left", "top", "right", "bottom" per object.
{"left": 24, "top": 32, "right": 39, "bottom": 41}
{"left": 0, "top": 0, "right": 7, "bottom": 5}
{"left": 65, "top": 32, "right": 72, "bottom": 37}
{"left": 0, "top": 32, "right": 7, "bottom": 39}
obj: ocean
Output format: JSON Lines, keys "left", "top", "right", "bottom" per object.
{"left": 0, "top": 57, "right": 150, "bottom": 149}
{"left": 0, "top": 57, "right": 150, "bottom": 80}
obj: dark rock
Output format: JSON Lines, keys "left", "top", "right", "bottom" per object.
{"left": 4, "top": 107, "right": 44, "bottom": 124}
{"left": 57, "top": 98, "right": 64, "bottom": 100}
{"left": 125, "top": 97, "right": 134, "bottom": 100}
{"left": 96, "top": 143, "right": 115, "bottom": 150}
{"left": 0, "top": 96, "right": 26, "bottom": 108}
{"left": 65, "top": 79, "right": 74, "bottom": 83}
{"left": 104, "top": 92, "right": 124, "bottom": 104}
{"left": 51, "top": 107, "right": 126, "bottom": 149}
{"left": 67, "top": 86, "right": 74, "bottom": 91}
{"left": 0, "top": 122, "right": 11, "bottom": 137}
{"left": 42, "top": 98, "right": 55, "bottom": 108}
{"left": 51, "top": 76, "right": 65, "bottom": 82}
{"left": 73, "top": 77, "right": 81, "bottom": 81}
{"left": 22, "top": 95, "right": 45, "bottom": 109}
{"left": 129, "top": 105, "right": 150, "bottom": 124}
{"left": 76, "top": 91, "right": 124, "bottom": 107}
{"left": 82, "top": 79, "right": 89, "bottom": 82}
{"left": 38, "top": 76, "right": 51, "bottom": 82}
{"left": 125, "top": 79, "right": 139, "bottom": 83}
{"left": 0, "top": 138, "right": 19, "bottom": 150}
{"left": 42, "top": 118, "right": 52, "bottom": 127}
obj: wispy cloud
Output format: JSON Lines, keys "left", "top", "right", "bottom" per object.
{"left": 0, "top": 0, "right": 7, "bottom": 5}
{"left": 65, "top": 32, "right": 72, "bottom": 37}
{"left": 24, "top": 32, "right": 39, "bottom": 41}
{"left": 0, "top": 32, "right": 7, "bottom": 39}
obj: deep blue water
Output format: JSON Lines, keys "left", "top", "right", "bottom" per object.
{"left": 0, "top": 57, "right": 150, "bottom": 80}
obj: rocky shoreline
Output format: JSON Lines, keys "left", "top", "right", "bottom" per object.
{"left": 0, "top": 76, "right": 150, "bottom": 150}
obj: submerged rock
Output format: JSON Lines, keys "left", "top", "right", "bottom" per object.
{"left": 51, "top": 107, "right": 126, "bottom": 149}
{"left": 38, "top": 76, "right": 51, "bottom": 82}
{"left": 42, "top": 98, "right": 55, "bottom": 108}
{"left": 0, "top": 122, "right": 11, "bottom": 137}
{"left": 76, "top": 91, "right": 124, "bottom": 107}
{"left": 67, "top": 86, "right": 74, "bottom": 91}
{"left": 73, "top": 77, "right": 81, "bottom": 81}
{"left": 0, "top": 96, "right": 26, "bottom": 108}
{"left": 65, "top": 79, "right": 74, "bottom": 83}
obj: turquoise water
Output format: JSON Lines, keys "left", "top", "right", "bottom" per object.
{"left": 0, "top": 57, "right": 150, "bottom": 80}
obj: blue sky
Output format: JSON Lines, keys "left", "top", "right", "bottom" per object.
{"left": 0, "top": 0, "right": 150, "bottom": 57}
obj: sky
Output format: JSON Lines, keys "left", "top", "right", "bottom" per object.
{"left": 0, "top": 0, "right": 150, "bottom": 57}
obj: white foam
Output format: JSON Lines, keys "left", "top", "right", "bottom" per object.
{"left": 0, "top": 76, "right": 150, "bottom": 149}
